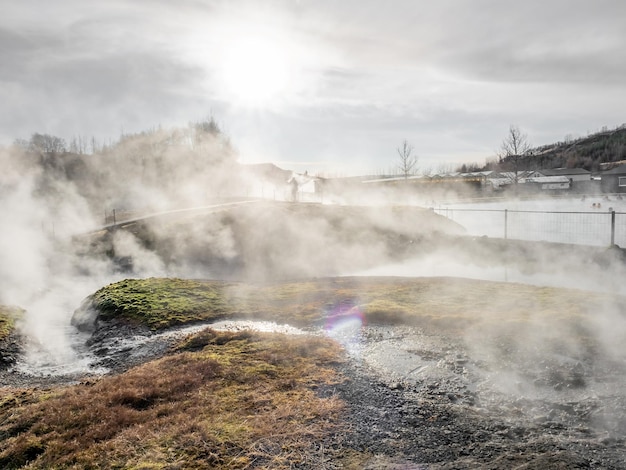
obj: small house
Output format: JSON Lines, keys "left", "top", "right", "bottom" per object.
{"left": 525, "top": 175, "right": 571, "bottom": 190}
{"left": 528, "top": 168, "right": 591, "bottom": 182}
{"left": 600, "top": 165, "right": 626, "bottom": 193}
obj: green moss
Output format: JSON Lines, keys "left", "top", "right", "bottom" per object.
{"left": 0, "top": 306, "right": 23, "bottom": 342}
{"left": 91, "top": 278, "right": 236, "bottom": 330}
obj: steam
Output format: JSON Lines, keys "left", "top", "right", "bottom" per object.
{"left": 0, "top": 147, "right": 106, "bottom": 369}
{"left": 0, "top": 124, "right": 247, "bottom": 372}
{"left": 2, "top": 122, "right": 626, "bottom": 405}
{"left": 111, "top": 230, "right": 167, "bottom": 276}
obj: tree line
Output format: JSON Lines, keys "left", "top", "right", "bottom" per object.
{"left": 6, "top": 117, "right": 239, "bottom": 216}
{"left": 398, "top": 124, "right": 626, "bottom": 178}
{"left": 13, "top": 117, "right": 228, "bottom": 156}
{"left": 473, "top": 124, "right": 626, "bottom": 174}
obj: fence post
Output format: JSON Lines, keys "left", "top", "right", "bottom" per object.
{"left": 611, "top": 210, "right": 616, "bottom": 246}
{"left": 504, "top": 209, "right": 508, "bottom": 240}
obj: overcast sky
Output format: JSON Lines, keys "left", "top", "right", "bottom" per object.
{"left": 2, "top": 0, "right": 625, "bottom": 175}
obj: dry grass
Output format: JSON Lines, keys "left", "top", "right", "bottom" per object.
{"left": 228, "top": 276, "right": 620, "bottom": 333}
{"left": 226, "top": 276, "right": 626, "bottom": 365}
{"left": 0, "top": 330, "right": 345, "bottom": 469}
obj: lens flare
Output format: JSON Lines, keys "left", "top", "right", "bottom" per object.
{"left": 324, "top": 300, "right": 366, "bottom": 356}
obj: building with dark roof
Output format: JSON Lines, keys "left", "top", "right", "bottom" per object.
{"left": 529, "top": 168, "right": 591, "bottom": 181}
{"left": 600, "top": 165, "right": 626, "bottom": 193}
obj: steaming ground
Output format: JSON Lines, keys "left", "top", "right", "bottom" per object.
{"left": 354, "top": 240, "right": 626, "bottom": 295}
{"left": 5, "top": 199, "right": 626, "bottom": 378}
{"left": 2, "top": 200, "right": 461, "bottom": 377}
{"left": 3, "top": 191, "right": 626, "bottom": 466}
{"left": 5, "top": 275, "right": 626, "bottom": 467}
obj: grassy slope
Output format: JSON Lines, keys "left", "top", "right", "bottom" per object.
{"left": 4, "top": 276, "right": 626, "bottom": 468}
{"left": 0, "top": 330, "right": 344, "bottom": 469}
{"left": 81, "top": 202, "right": 465, "bottom": 282}
{"left": 89, "top": 276, "right": 623, "bottom": 336}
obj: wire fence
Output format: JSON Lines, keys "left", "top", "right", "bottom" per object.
{"left": 434, "top": 208, "right": 626, "bottom": 247}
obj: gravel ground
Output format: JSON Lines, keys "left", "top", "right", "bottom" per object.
{"left": 321, "top": 325, "right": 626, "bottom": 469}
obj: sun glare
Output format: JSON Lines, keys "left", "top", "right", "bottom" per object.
{"left": 219, "top": 36, "right": 292, "bottom": 107}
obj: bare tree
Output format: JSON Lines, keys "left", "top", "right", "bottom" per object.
{"left": 498, "top": 125, "right": 531, "bottom": 185}
{"left": 91, "top": 136, "right": 100, "bottom": 154}
{"left": 397, "top": 140, "right": 418, "bottom": 178}
{"left": 27, "top": 133, "right": 67, "bottom": 154}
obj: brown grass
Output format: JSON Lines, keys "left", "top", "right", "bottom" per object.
{"left": 0, "top": 330, "right": 345, "bottom": 469}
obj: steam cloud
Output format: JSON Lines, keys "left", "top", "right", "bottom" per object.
{"left": 0, "top": 123, "right": 247, "bottom": 368}
{"left": 2, "top": 121, "right": 626, "bottom": 398}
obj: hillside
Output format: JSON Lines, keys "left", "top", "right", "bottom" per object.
{"left": 499, "top": 125, "right": 626, "bottom": 173}
{"left": 77, "top": 201, "right": 464, "bottom": 281}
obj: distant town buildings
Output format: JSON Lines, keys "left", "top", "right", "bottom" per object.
{"left": 314, "top": 166, "right": 626, "bottom": 202}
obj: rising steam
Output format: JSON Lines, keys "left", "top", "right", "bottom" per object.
{"left": 2, "top": 120, "right": 626, "bottom": 389}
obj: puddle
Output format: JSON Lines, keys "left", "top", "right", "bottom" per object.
{"left": 210, "top": 320, "right": 309, "bottom": 335}
{"left": 352, "top": 326, "right": 465, "bottom": 387}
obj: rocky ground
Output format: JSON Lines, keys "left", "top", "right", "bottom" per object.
{"left": 323, "top": 326, "right": 626, "bottom": 469}
{"left": 0, "top": 332, "right": 22, "bottom": 369}
{"left": 3, "top": 318, "right": 626, "bottom": 469}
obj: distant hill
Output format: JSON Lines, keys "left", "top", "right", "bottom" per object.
{"left": 497, "top": 125, "right": 626, "bottom": 173}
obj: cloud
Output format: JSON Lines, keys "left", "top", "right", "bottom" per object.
{"left": 1, "top": 0, "right": 626, "bottom": 172}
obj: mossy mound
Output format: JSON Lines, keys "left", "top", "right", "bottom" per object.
{"left": 80, "top": 278, "right": 237, "bottom": 331}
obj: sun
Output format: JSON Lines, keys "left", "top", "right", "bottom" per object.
{"left": 218, "top": 36, "right": 292, "bottom": 107}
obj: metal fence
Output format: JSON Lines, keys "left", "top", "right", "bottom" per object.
{"left": 435, "top": 208, "right": 626, "bottom": 247}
